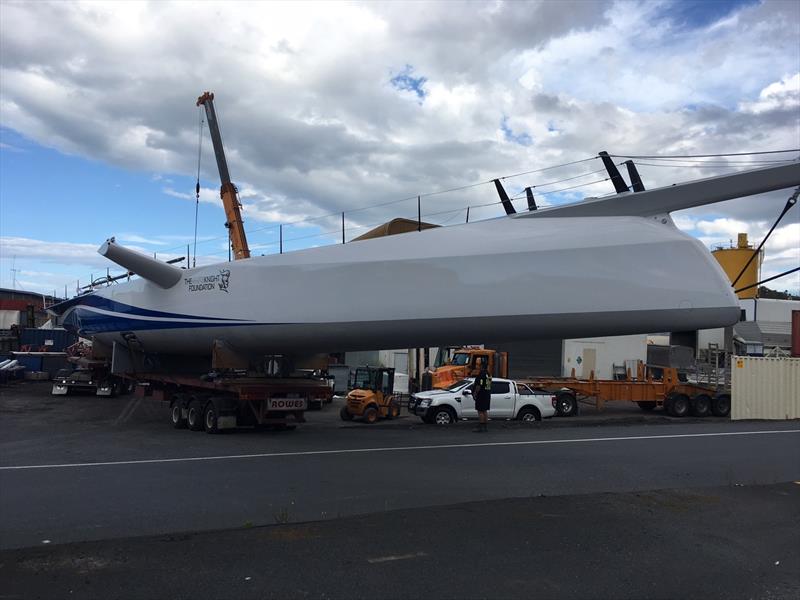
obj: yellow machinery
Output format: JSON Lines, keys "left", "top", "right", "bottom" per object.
{"left": 196, "top": 92, "right": 250, "bottom": 260}
{"left": 423, "top": 347, "right": 509, "bottom": 390}
{"left": 340, "top": 366, "right": 401, "bottom": 423}
{"left": 712, "top": 233, "right": 761, "bottom": 299}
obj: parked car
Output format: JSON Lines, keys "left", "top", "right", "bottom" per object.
{"left": 410, "top": 377, "right": 556, "bottom": 425}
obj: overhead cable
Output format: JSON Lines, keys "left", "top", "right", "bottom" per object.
{"left": 731, "top": 186, "right": 799, "bottom": 288}
{"left": 610, "top": 149, "right": 799, "bottom": 159}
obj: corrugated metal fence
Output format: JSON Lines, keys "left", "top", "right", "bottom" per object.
{"left": 731, "top": 356, "right": 800, "bottom": 420}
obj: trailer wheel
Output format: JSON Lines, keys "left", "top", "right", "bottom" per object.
{"left": 711, "top": 394, "right": 731, "bottom": 417}
{"left": 690, "top": 394, "right": 712, "bottom": 417}
{"left": 203, "top": 402, "right": 220, "bottom": 434}
{"left": 667, "top": 393, "right": 690, "bottom": 418}
{"left": 170, "top": 400, "right": 187, "bottom": 429}
{"left": 555, "top": 392, "right": 578, "bottom": 417}
{"left": 340, "top": 406, "right": 353, "bottom": 421}
{"left": 363, "top": 406, "right": 379, "bottom": 424}
{"left": 187, "top": 400, "right": 204, "bottom": 431}
{"left": 637, "top": 401, "right": 657, "bottom": 411}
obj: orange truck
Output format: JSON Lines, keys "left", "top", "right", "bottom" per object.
{"left": 422, "top": 347, "right": 509, "bottom": 390}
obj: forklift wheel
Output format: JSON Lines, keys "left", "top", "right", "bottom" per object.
{"left": 385, "top": 401, "right": 400, "bottom": 420}
{"left": 363, "top": 406, "right": 379, "bottom": 424}
{"left": 339, "top": 406, "right": 353, "bottom": 421}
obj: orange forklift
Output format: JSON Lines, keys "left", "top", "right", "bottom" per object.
{"left": 340, "top": 366, "right": 401, "bottom": 424}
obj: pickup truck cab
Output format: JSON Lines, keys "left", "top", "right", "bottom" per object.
{"left": 409, "top": 377, "right": 556, "bottom": 426}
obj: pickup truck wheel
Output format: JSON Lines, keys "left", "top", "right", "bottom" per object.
{"left": 711, "top": 394, "right": 731, "bottom": 417}
{"left": 690, "top": 394, "right": 712, "bottom": 417}
{"left": 517, "top": 407, "right": 541, "bottom": 422}
{"left": 187, "top": 400, "right": 204, "bottom": 431}
{"left": 363, "top": 406, "right": 379, "bottom": 424}
{"left": 203, "top": 402, "right": 220, "bottom": 434}
{"left": 555, "top": 392, "right": 578, "bottom": 417}
{"left": 170, "top": 400, "right": 186, "bottom": 429}
{"left": 339, "top": 406, "right": 353, "bottom": 421}
{"left": 431, "top": 407, "right": 455, "bottom": 426}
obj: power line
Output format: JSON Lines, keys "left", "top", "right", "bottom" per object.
{"left": 610, "top": 149, "right": 799, "bottom": 159}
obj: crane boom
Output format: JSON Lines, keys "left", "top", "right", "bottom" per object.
{"left": 196, "top": 91, "right": 250, "bottom": 260}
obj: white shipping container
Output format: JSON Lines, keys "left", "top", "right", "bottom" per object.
{"left": 731, "top": 356, "right": 800, "bottom": 420}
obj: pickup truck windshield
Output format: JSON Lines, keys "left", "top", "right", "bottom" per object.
{"left": 445, "top": 378, "right": 471, "bottom": 391}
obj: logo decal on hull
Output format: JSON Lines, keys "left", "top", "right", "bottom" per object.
{"left": 184, "top": 269, "right": 231, "bottom": 294}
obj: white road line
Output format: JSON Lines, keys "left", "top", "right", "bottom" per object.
{"left": 1, "top": 429, "right": 798, "bottom": 472}
{"left": 367, "top": 552, "right": 427, "bottom": 564}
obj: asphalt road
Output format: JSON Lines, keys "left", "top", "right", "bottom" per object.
{"left": 1, "top": 382, "right": 799, "bottom": 599}
{"left": 1, "top": 384, "right": 799, "bottom": 550}
{"left": 3, "top": 483, "right": 799, "bottom": 600}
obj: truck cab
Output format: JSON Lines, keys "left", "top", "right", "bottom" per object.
{"left": 423, "top": 348, "right": 509, "bottom": 390}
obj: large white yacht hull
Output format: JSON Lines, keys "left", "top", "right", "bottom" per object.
{"left": 56, "top": 215, "right": 739, "bottom": 355}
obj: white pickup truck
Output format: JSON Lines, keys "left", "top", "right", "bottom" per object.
{"left": 409, "top": 377, "right": 556, "bottom": 426}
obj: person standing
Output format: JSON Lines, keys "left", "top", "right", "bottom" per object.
{"left": 472, "top": 360, "right": 492, "bottom": 432}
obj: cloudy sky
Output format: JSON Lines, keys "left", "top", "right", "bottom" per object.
{"left": 1, "top": 0, "right": 798, "bottom": 297}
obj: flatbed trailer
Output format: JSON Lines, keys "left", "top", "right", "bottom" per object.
{"left": 520, "top": 363, "right": 730, "bottom": 418}
{"left": 135, "top": 372, "right": 332, "bottom": 433}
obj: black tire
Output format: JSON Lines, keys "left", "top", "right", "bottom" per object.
{"left": 555, "top": 392, "right": 578, "bottom": 417}
{"left": 690, "top": 394, "right": 712, "bottom": 417}
{"left": 340, "top": 406, "right": 353, "bottom": 421}
{"left": 667, "top": 393, "right": 690, "bottom": 418}
{"left": 385, "top": 401, "right": 400, "bottom": 420}
{"left": 203, "top": 402, "right": 220, "bottom": 434}
{"left": 431, "top": 407, "right": 455, "bottom": 426}
{"left": 363, "top": 406, "right": 379, "bottom": 424}
{"left": 711, "top": 394, "right": 731, "bottom": 417}
{"left": 517, "top": 406, "right": 541, "bottom": 422}
{"left": 637, "top": 401, "right": 657, "bottom": 412}
{"left": 187, "top": 400, "right": 204, "bottom": 431}
{"left": 170, "top": 400, "right": 187, "bottom": 429}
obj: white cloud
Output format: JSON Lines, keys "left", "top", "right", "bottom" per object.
{"left": 739, "top": 73, "right": 800, "bottom": 114}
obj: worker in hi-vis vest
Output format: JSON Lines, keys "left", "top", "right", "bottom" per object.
{"left": 472, "top": 359, "right": 492, "bottom": 432}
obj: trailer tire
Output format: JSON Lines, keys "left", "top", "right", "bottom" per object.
{"left": 170, "top": 400, "right": 187, "bottom": 429}
{"left": 363, "top": 406, "right": 379, "bottom": 424}
{"left": 187, "top": 400, "right": 204, "bottom": 431}
{"left": 340, "top": 406, "right": 353, "bottom": 421}
{"left": 667, "top": 393, "right": 690, "bottom": 418}
{"left": 203, "top": 402, "right": 220, "bottom": 434}
{"left": 690, "top": 394, "right": 712, "bottom": 417}
{"left": 711, "top": 394, "right": 731, "bottom": 417}
{"left": 637, "top": 401, "right": 657, "bottom": 411}
{"left": 555, "top": 392, "right": 578, "bottom": 417}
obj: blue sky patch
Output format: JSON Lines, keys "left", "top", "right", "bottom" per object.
{"left": 390, "top": 65, "right": 427, "bottom": 102}
{"left": 655, "top": 0, "right": 759, "bottom": 30}
{"left": 500, "top": 116, "right": 533, "bottom": 146}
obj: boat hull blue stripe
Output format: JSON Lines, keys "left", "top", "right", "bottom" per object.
{"left": 51, "top": 293, "right": 246, "bottom": 322}
{"left": 62, "top": 308, "right": 260, "bottom": 336}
